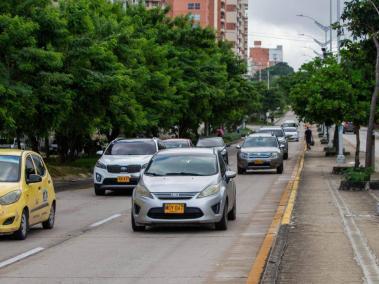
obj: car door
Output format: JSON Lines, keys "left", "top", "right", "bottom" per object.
{"left": 218, "top": 153, "right": 234, "bottom": 212}
{"left": 31, "top": 154, "right": 51, "bottom": 220}
{"left": 23, "top": 154, "right": 43, "bottom": 225}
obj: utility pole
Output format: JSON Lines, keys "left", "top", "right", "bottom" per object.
{"left": 267, "top": 69, "right": 270, "bottom": 90}
{"left": 330, "top": 0, "right": 333, "bottom": 53}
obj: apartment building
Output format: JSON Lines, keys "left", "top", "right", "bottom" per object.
{"left": 249, "top": 41, "right": 283, "bottom": 74}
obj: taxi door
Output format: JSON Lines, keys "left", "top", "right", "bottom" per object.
{"left": 23, "top": 154, "right": 43, "bottom": 225}
{"left": 31, "top": 154, "right": 51, "bottom": 221}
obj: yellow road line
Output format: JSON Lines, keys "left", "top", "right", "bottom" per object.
{"left": 246, "top": 145, "right": 306, "bottom": 284}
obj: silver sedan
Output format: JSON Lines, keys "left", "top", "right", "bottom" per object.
{"left": 131, "top": 148, "right": 237, "bottom": 231}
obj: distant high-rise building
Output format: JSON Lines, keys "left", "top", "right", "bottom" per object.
{"left": 249, "top": 41, "right": 283, "bottom": 75}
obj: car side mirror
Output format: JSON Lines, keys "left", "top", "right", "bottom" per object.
{"left": 225, "top": 170, "right": 237, "bottom": 179}
{"left": 236, "top": 145, "right": 241, "bottom": 149}
{"left": 96, "top": 150, "right": 104, "bottom": 156}
{"left": 226, "top": 144, "right": 231, "bottom": 148}
{"left": 27, "top": 174, "right": 42, "bottom": 184}
{"left": 280, "top": 145, "right": 285, "bottom": 149}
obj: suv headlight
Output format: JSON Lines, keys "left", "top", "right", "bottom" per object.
{"left": 0, "top": 190, "right": 22, "bottom": 205}
{"left": 239, "top": 152, "right": 248, "bottom": 159}
{"left": 95, "top": 161, "right": 107, "bottom": 169}
{"left": 135, "top": 184, "right": 153, "bottom": 199}
{"left": 198, "top": 184, "right": 220, "bottom": 198}
{"left": 272, "top": 152, "right": 279, "bottom": 159}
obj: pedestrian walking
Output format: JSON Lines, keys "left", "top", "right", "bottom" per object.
{"left": 305, "top": 126, "right": 313, "bottom": 150}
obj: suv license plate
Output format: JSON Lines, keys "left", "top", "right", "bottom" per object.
{"left": 254, "top": 160, "right": 264, "bottom": 165}
{"left": 117, "top": 176, "right": 130, "bottom": 183}
{"left": 164, "top": 204, "right": 185, "bottom": 214}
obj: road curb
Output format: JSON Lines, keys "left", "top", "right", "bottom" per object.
{"left": 246, "top": 144, "right": 305, "bottom": 284}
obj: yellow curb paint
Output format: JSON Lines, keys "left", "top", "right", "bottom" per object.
{"left": 246, "top": 144, "right": 306, "bottom": 284}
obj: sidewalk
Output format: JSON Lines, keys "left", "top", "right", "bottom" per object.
{"left": 276, "top": 129, "right": 379, "bottom": 283}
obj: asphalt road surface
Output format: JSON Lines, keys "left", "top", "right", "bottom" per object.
{"left": 0, "top": 114, "right": 304, "bottom": 284}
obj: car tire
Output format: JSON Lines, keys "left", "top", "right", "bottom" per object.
{"left": 215, "top": 200, "right": 228, "bottom": 231}
{"left": 228, "top": 198, "right": 236, "bottom": 221}
{"left": 42, "top": 203, "right": 55, "bottom": 229}
{"left": 283, "top": 152, "right": 288, "bottom": 160}
{"left": 277, "top": 163, "right": 284, "bottom": 174}
{"left": 94, "top": 185, "right": 106, "bottom": 196}
{"left": 237, "top": 167, "right": 245, "bottom": 175}
{"left": 14, "top": 209, "right": 28, "bottom": 240}
{"left": 131, "top": 213, "right": 145, "bottom": 232}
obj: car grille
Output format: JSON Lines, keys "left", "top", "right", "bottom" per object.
{"left": 248, "top": 153, "right": 272, "bottom": 159}
{"left": 147, "top": 207, "right": 203, "bottom": 219}
{"left": 152, "top": 192, "right": 197, "bottom": 200}
{"left": 102, "top": 178, "right": 139, "bottom": 186}
{"left": 107, "top": 165, "right": 141, "bottom": 173}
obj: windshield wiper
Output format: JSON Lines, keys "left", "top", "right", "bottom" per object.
{"left": 164, "top": 172, "right": 204, "bottom": 176}
{"left": 144, "top": 172, "right": 164, "bottom": 176}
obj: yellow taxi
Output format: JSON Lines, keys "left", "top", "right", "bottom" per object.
{"left": 0, "top": 149, "right": 56, "bottom": 240}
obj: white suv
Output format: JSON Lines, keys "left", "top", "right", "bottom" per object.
{"left": 93, "top": 138, "right": 165, "bottom": 195}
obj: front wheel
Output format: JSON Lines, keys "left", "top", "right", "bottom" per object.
{"left": 215, "top": 200, "right": 228, "bottom": 230}
{"left": 131, "top": 213, "right": 145, "bottom": 232}
{"left": 228, "top": 198, "right": 236, "bottom": 221}
{"left": 277, "top": 163, "right": 284, "bottom": 174}
{"left": 94, "top": 185, "right": 106, "bottom": 196}
{"left": 238, "top": 166, "right": 245, "bottom": 175}
{"left": 283, "top": 152, "right": 288, "bottom": 160}
{"left": 42, "top": 203, "right": 55, "bottom": 229}
{"left": 14, "top": 209, "right": 28, "bottom": 240}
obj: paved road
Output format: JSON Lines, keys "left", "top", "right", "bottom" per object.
{"left": 0, "top": 115, "right": 304, "bottom": 284}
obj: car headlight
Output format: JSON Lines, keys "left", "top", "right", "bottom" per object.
{"left": 272, "top": 152, "right": 279, "bottom": 159}
{"left": 135, "top": 184, "right": 153, "bottom": 199}
{"left": 0, "top": 190, "right": 22, "bottom": 205}
{"left": 95, "top": 161, "right": 107, "bottom": 169}
{"left": 239, "top": 152, "right": 249, "bottom": 159}
{"left": 198, "top": 184, "right": 220, "bottom": 198}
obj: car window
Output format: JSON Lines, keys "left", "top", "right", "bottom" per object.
{"left": 145, "top": 154, "right": 218, "bottom": 176}
{"left": 0, "top": 155, "right": 20, "bottom": 182}
{"left": 32, "top": 155, "right": 46, "bottom": 176}
{"left": 197, "top": 138, "right": 224, "bottom": 147}
{"left": 259, "top": 129, "right": 284, "bottom": 137}
{"left": 284, "top": 128, "right": 297, "bottom": 132}
{"left": 218, "top": 152, "right": 226, "bottom": 175}
{"left": 105, "top": 141, "right": 157, "bottom": 155}
{"left": 25, "top": 155, "right": 36, "bottom": 179}
{"left": 163, "top": 140, "right": 191, "bottom": 149}
{"left": 243, "top": 137, "right": 279, "bottom": 148}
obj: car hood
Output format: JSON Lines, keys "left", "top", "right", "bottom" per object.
{"left": 100, "top": 155, "right": 153, "bottom": 166}
{"left": 0, "top": 183, "right": 20, "bottom": 197}
{"left": 241, "top": 147, "right": 280, "bottom": 153}
{"left": 142, "top": 175, "right": 219, "bottom": 193}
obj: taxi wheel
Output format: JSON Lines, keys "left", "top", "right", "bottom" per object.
{"left": 277, "top": 163, "right": 284, "bottom": 174}
{"left": 228, "top": 198, "right": 237, "bottom": 221}
{"left": 14, "top": 209, "right": 29, "bottom": 240}
{"left": 283, "top": 153, "right": 288, "bottom": 160}
{"left": 215, "top": 200, "right": 228, "bottom": 231}
{"left": 237, "top": 167, "right": 245, "bottom": 175}
{"left": 42, "top": 203, "right": 55, "bottom": 229}
{"left": 131, "top": 213, "right": 145, "bottom": 232}
{"left": 94, "top": 185, "right": 106, "bottom": 196}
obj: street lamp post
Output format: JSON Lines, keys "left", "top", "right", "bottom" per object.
{"left": 297, "top": 14, "right": 330, "bottom": 51}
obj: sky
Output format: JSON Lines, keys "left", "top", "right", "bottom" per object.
{"left": 249, "top": 0, "right": 343, "bottom": 70}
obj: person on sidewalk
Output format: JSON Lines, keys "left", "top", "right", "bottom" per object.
{"left": 305, "top": 126, "right": 313, "bottom": 150}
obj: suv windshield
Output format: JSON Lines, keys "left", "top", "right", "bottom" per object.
{"left": 258, "top": 129, "right": 284, "bottom": 137}
{"left": 0, "top": 155, "right": 20, "bottom": 182}
{"left": 284, "top": 127, "right": 297, "bottom": 133}
{"left": 105, "top": 141, "right": 156, "bottom": 155}
{"left": 145, "top": 154, "right": 218, "bottom": 176}
{"left": 243, "top": 137, "right": 278, "bottom": 148}
{"left": 197, "top": 138, "right": 224, "bottom": 147}
{"left": 163, "top": 140, "right": 190, "bottom": 149}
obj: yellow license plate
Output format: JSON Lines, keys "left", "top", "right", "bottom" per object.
{"left": 117, "top": 176, "right": 130, "bottom": 183}
{"left": 254, "top": 160, "right": 264, "bottom": 165}
{"left": 164, "top": 204, "right": 185, "bottom": 214}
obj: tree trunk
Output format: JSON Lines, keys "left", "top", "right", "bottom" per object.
{"left": 354, "top": 125, "right": 360, "bottom": 168}
{"left": 365, "top": 37, "right": 379, "bottom": 168}
{"left": 333, "top": 126, "right": 339, "bottom": 153}
{"left": 44, "top": 136, "right": 50, "bottom": 159}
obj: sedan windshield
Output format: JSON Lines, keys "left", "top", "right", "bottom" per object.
{"left": 145, "top": 154, "right": 218, "bottom": 176}
{"left": 243, "top": 137, "right": 278, "bottom": 148}
{"left": 284, "top": 128, "right": 297, "bottom": 133}
{"left": 163, "top": 140, "right": 190, "bottom": 149}
{"left": 105, "top": 141, "right": 156, "bottom": 155}
{"left": 258, "top": 129, "right": 284, "bottom": 137}
{"left": 197, "top": 138, "right": 224, "bottom": 147}
{"left": 0, "top": 155, "right": 20, "bottom": 182}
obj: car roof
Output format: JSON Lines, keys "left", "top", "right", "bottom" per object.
{"left": 0, "top": 149, "right": 24, "bottom": 156}
{"left": 157, "top": 148, "right": 216, "bottom": 155}
{"left": 114, "top": 138, "right": 157, "bottom": 143}
{"left": 283, "top": 126, "right": 297, "bottom": 130}
{"left": 198, "top": 137, "right": 223, "bottom": 141}
{"left": 163, "top": 139, "right": 190, "bottom": 142}
{"left": 259, "top": 126, "right": 283, "bottom": 130}
{"left": 248, "top": 133, "right": 275, "bottom": 138}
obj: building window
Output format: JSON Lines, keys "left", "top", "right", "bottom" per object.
{"left": 189, "top": 14, "right": 201, "bottom": 21}
{"left": 188, "top": 3, "right": 200, "bottom": 9}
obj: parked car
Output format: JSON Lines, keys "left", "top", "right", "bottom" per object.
{"left": 196, "top": 137, "right": 229, "bottom": 164}
{"left": 283, "top": 127, "right": 299, "bottom": 142}
{"left": 0, "top": 149, "right": 56, "bottom": 240}
{"left": 281, "top": 120, "right": 298, "bottom": 128}
{"left": 131, "top": 148, "right": 237, "bottom": 231}
{"left": 162, "top": 139, "right": 193, "bottom": 149}
{"left": 343, "top": 122, "right": 355, "bottom": 134}
{"left": 237, "top": 133, "right": 284, "bottom": 174}
{"left": 93, "top": 138, "right": 165, "bottom": 196}
{"left": 256, "top": 126, "right": 288, "bottom": 159}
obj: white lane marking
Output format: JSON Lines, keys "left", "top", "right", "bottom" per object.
{"left": 327, "top": 179, "right": 379, "bottom": 284}
{"left": 0, "top": 247, "right": 44, "bottom": 269}
{"left": 368, "top": 190, "right": 379, "bottom": 202}
{"left": 89, "top": 214, "right": 122, "bottom": 228}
